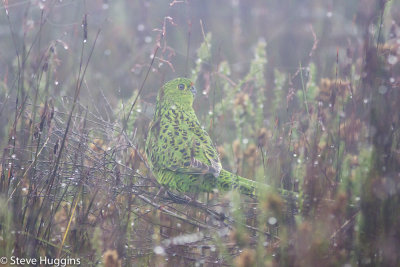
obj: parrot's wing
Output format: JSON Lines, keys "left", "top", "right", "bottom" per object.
{"left": 148, "top": 108, "right": 221, "bottom": 176}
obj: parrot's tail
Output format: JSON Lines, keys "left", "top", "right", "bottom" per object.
{"left": 217, "top": 169, "right": 258, "bottom": 196}
{"left": 217, "top": 169, "right": 300, "bottom": 210}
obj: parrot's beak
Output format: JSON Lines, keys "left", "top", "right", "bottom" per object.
{"left": 190, "top": 86, "right": 197, "bottom": 96}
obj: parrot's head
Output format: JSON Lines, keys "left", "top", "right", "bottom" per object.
{"left": 160, "top": 77, "right": 197, "bottom": 107}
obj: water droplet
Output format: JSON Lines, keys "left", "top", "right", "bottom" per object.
{"left": 83, "top": 39, "right": 87, "bottom": 43}
{"left": 154, "top": 246, "right": 165, "bottom": 255}
{"left": 268, "top": 217, "right": 277, "bottom": 225}
{"left": 208, "top": 111, "right": 213, "bottom": 115}
{"left": 202, "top": 91, "right": 207, "bottom": 95}
{"left": 326, "top": 11, "right": 333, "bottom": 18}
{"left": 314, "top": 160, "right": 318, "bottom": 166}
{"left": 363, "top": 98, "right": 369, "bottom": 104}
{"left": 102, "top": 3, "right": 109, "bottom": 9}
{"left": 63, "top": 45, "right": 69, "bottom": 50}
{"left": 378, "top": 85, "right": 387, "bottom": 94}
{"left": 145, "top": 36, "right": 152, "bottom": 43}
{"left": 368, "top": 24, "right": 376, "bottom": 35}
{"left": 297, "top": 159, "right": 301, "bottom": 164}
{"left": 137, "top": 24, "right": 145, "bottom": 31}
{"left": 337, "top": 111, "right": 345, "bottom": 119}
{"left": 293, "top": 153, "right": 297, "bottom": 158}
{"left": 388, "top": 54, "right": 398, "bottom": 65}
{"left": 390, "top": 77, "right": 395, "bottom": 83}
{"left": 26, "top": 20, "right": 34, "bottom": 27}
{"left": 11, "top": 154, "right": 16, "bottom": 159}
{"left": 242, "top": 138, "right": 249, "bottom": 144}
{"left": 54, "top": 80, "right": 59, "bottom": 85}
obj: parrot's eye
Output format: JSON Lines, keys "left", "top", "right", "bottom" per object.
{"left": 178, "top": 84, "right": 185, "bottom": 90}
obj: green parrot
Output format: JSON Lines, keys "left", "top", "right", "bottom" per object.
{"left": 145, "top": 77, "right": 294, "bottom": 199}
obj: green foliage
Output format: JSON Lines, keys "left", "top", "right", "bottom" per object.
{"left": 191, "top": 32, "right": 212, "bottom": 83}
{"left": 304, "top": 63, "right": 319, "bottom": 105}
{"left": 1, "top": 0, "right": 399, "bottom": 266}
{"left": 0, "top": 197, "right": 14, "bottom": 259}
{"left": 118, "top": 90, "right": 141, "bottom": 135}
{"left": 249, "top": 40, "right": 267, "bottom": 127}
{"left": 271, "top": 69, "right": 286, "bottom": 115}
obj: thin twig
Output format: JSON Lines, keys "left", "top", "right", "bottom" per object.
{"left": 122, "top": 46, "right": 159, "bottom": 133}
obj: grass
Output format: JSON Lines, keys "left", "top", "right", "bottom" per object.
{"left": 1, "top": 0, "right": 400, "bottom": 266}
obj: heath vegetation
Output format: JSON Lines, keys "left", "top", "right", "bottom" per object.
{"left": 0, "top": 0, "right": 399, "bottom": 266}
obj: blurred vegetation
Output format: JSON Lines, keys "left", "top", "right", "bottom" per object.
{"left": 1, "top": 0, "right": 400, "bottom": 266}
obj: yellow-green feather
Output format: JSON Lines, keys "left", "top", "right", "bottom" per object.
{"left": 145, "top": 78, "right": 295, "bottom": 200}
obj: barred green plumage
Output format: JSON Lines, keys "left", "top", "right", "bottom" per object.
{"left": 145, "top": 78, "right": 284, "bottom": 197}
